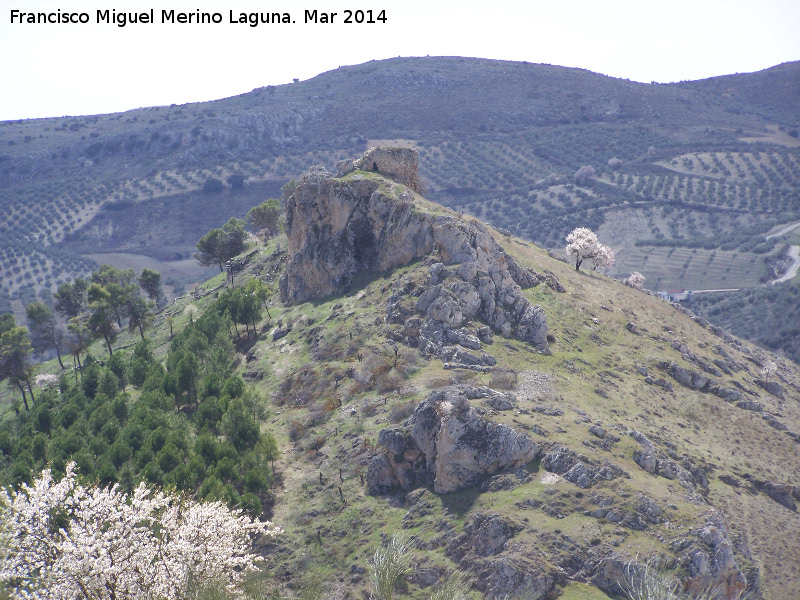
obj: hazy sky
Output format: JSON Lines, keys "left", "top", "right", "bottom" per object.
{"left": 2, "top": 0, "right": 799, "bottom": 121}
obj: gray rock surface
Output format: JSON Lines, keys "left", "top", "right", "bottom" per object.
{"left": 681, "top": 511, "right": 749, "bottom": 598}
{"left": 756, "top": 379, "right": 785, "bottom": 400}
{"left": 762, "top": 481, "right": 797, "bottom": 510}
{"left": 659, "top": 361, "right": 741, "bottom": 402}
{"left": 280, "top": 165, "right": 433, "bottom": 304}
{"left": 281, "top": 150, "right": 557, "bottom": 354}
{"left": 367, "top": 386, "right": 540, "bottom": 494}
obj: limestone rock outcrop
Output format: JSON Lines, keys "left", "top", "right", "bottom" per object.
{"left": 282, "top": 148, "right": 557, "bottom": 354}
{"left": 658, "top": 361, "right": 742, "bottom": 403}
{"left": 367, "top": 386, "right": 540, "bottom": 494}
{"left": 681, "top": 511, "right": 750, "bottom": 599}
{"left": 280, "top": 165, "right": 433, "bottom": 304}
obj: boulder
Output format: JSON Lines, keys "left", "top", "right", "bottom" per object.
{"left": 635, "top": 493, "right": 664, "bottom": 524}
{"left": 735, "top": 400, "right": 763, "bottom": 412}
{"left": 428, "top": 393, "right": 540, "bottom": 492}
{"left": 633, "top": 449, "right": 658, "bottom": 474}
{"left": 486, "top": 396, "right": 514, "bottom": 411}
{"left": 763, "top": 481, "right": 797, "bottom": 510}
{"left": 757, "top": 380, "right": 785, "bottom": 400}
{"left": 563, "top": 462, "right": 594, "bottom": 489}
{"left": 368, "top": 387, "right": 539, "bottom": 495}
{"left": 541, "top": 446, "right": 577, "bottom": 474}
{"left": 466, "top": 513, "right": 517, "bottom": 556}
{"left": 589, "top": 425, "right": 607, "bottom": 439}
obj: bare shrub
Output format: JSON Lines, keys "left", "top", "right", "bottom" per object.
{"left": 378, "top": 372, "right": 405, "bottom": 394}
{"left": 425, "top": 376, "right": 452, "bottom": 389}
{"left": 360, "top": 401, "right": 380, "bottom": 418}
{"left": 448, "top": 370, "right": 478, "bottom": 385}
{"left": 490, "top": 369, "right": 518, "bottom": 390}
{"left": 288, "top": 421, "right": 305, "bottom": 442}
{"left": 389, "top": 402, "right": 415, "bottom": 423}
{"left": 357, "top": 348, "right": 419, "bottom": 393}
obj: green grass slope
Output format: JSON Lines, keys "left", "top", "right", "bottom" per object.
{"left": 3, "top": 153, "right": 800, "bottom": 598}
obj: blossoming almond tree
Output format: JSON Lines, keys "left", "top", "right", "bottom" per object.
{"left": 0, "top": 463, "right": 280, "bottom": 600}
{"left": 565, "top": 227, "right": 615, "bottom": 271}
{"left": 624, "top": 272, "right": 646, "bottom": 291}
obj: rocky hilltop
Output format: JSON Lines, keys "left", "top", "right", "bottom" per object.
{"left": 9, "top": 148, "right": 800, "bottom": 600}
{"left": 280, "top": 147, "right": 555, "bottom": 355}
{"left": 264, "top": 149, "right": 800, "bottom": 599}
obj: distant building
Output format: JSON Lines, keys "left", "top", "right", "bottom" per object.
{"left": 657, "top": 289, "right": 691, "bottom": 302}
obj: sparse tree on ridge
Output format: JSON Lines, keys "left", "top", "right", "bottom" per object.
{"left": 54, "top": 278, "right": 88, "bottom": 320}
{"left": 566, "top": 227, "right": 615, "bottom": 271}
{"left": 87, "top": 283, "right": 118, "bottom": 355}
{"left": 26, "top": 301, "right": 66, "bottom": 369}
{"left": 126, "top": 296, "right": 152, "bottom": 340}
{"left": 92, "top": 266, "right": 137, "bottom": 327}
{"left": 138, "top": 268, "right": 162, "bottom": 305}
{"left": 761, "top": 360, "right": 777, "bottom": 386}
{"left": 245, "top": 278, "right": 274, "bottom": 319}
{"left": 0, "top": 315, "right": 35, "bottom": 410}
{"left": 66, "top": 316, "right": 91, "bottom": 378}
{"left": 246, "top": 198, "right": 283, "bottom": 239}
{"left": 624, "top": 272, "right": 647, "bottom": 291}
{"left": 194, "top": 218, "right": 248, "bottom": 271}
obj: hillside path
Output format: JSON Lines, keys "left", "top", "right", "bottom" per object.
{"left": 766, "top": 220, "right": 800, "bottom": 239}
{"left": 771, "top": 245, "right": 800, "bottom": 285}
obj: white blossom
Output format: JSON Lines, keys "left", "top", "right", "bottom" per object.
{"left": 760, "top": 360, "right": 777, "bottom": 384}
{"left": 34, "top": 374, "right": 59, "bottom": 390}
{"left": 591, "top": 243, "right": 615, "bottom": 270}
{"left": 624, "top": 272, "right": 646, "bottom": 291}
{"left": 0, "top": 463, "right": 280, "bottom": 600}
{"left": 184, "top": 304, "right": 200, "bottom": 322}
{"left": 574, "top": 165, "right": 596, "bottom": 186}
{"left": 565, "top": 227, "right": 615, "bottom": 272}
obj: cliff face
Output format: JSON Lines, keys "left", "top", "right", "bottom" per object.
{"left": 279, "top": 164, "right": 432, "bottom": 304}
{"left": 280, "top": 148, "right": 554, "bottom": 353}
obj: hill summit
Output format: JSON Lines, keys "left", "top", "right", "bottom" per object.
{"left": 257, "top": 148, "right": 800, "bottom": 599}
{"left": 4, "top": 146, "right": 800, "bottom": 600}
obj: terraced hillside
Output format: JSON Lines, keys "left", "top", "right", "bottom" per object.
{"left": 1, "top": 57, "right": 799, "bottom": 352}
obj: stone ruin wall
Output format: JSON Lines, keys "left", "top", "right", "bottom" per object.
{"left": 337, "top": 146, "right": 420, "bottom": 192}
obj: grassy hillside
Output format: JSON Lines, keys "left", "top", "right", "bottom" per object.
{"left": 692, "top": 276, "right": 800, "bottom": 364}
{"left": 3, "top": 166, "right": 800, "bottom": 598}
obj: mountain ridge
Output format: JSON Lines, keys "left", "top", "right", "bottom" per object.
{"left": 1, "top": 56, "right": 799, "bottom": 364}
